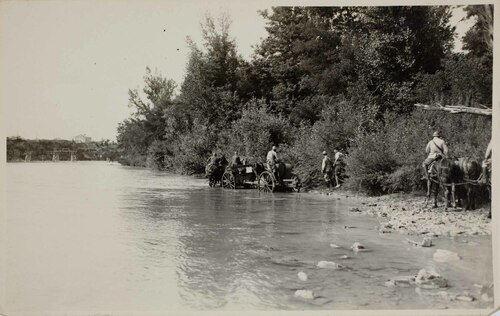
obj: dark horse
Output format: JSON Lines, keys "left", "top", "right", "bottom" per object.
{"left": 455, "top": 157, "right": 482, "bottom": 210}
{"left": 425, "top": 157, "right": 462, "bottom": 210}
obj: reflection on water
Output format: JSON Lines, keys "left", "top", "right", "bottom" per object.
{"left": 3, "top": 162, "right": 493, "bottom": 313}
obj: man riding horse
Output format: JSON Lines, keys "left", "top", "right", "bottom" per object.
{"left": 422, "top": 131, "right": 448, "bottom": 181}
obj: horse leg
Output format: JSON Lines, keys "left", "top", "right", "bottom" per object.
{"left": 451, "top": 183, "right": 456, "bottom": 209}
{"left": 470, "top": 185, "right": 476, "bottom": 210}
{"left": 424, "top": 179, "right": 431, "bottom": 207}
{"left": 433, "top": 183, "right": 439, "bottom": 209}
{"left": 444, "top": 186, "right": 450, "bottom": 211}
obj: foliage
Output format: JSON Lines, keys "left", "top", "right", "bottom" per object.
{"left": 345, "top": 110, "right": 491, "bottom": 194}
{"left": 114, "top": 6, "right": 492, "bottom": 199}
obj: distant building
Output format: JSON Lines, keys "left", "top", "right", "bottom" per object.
{"left": 73, "top": 134, "right": 92, "bottom": 143}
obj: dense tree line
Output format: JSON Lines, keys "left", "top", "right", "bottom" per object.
{"left": 116, "top": 6, "right": 492, "bottom": 194}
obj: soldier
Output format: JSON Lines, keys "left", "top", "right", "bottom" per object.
{"left": 205, "top": 152, "right": 218, "bottom": 177}
{"left": 231, "top": 151, "right": 242, "bottom": 168}
{"left": 481, "top": 139, "right": 492, "bottom": 184}
{"left": 321, "top": 151, "right": 334, "bottom": 189}
{"left": 422, "top": 131, "right": 448, "bottom": 180}
{"left": 332, "top": 147, "right": 344, "bottom": 188}
{"left": 266, "top": 146, "right": 278, "bottom": 175}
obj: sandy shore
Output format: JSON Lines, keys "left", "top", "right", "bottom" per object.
{"left": 307, "top": 189, "right": 491, "bottom": 237}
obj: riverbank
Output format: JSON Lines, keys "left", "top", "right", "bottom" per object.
{"left": 307, "top": 188, "right": 492, "bottom": 237}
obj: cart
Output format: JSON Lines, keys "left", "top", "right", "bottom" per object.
{"left": 257, "top": 162, "right": 301, "bottom": 193}
{"left": 221, "top": 163, "right": 265, "bottom": 189}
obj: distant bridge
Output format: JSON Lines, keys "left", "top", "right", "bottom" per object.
{"left": 23, "top": 145, "right": 99, "bottom": 162}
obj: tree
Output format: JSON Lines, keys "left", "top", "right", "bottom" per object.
{"left": 178, "top": 14, "right": 243, "bottom": 129}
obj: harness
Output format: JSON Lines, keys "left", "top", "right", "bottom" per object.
{"left": 428, "top": 160, "right": 484, "bottom": 188}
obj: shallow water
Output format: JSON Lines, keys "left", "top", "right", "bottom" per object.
{"left": 2, "top": 161, "right": 493, "bottom": 313}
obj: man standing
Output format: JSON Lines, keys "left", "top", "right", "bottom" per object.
{"left": 231, "top": 151, "right": 242, "bottom": 169}
{"left": 422, "top": 131, "right": 449, "bottom": 180}
{"left": 206, "top": 152, "right": 218, "bottom": 177}
{"left": 321, "top": 151, "right": 334, "bottom": 189}
{"left": 332, "top": 147, "right": 344, "bottom": 188}
{"left": 481, "top": 139, "right": 492, "bottom": 184}
{"left": 266, "top": 146, "right": 278, "bottom": 174}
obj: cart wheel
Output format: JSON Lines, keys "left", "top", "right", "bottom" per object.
{"left": 258, "top": 171, "right": 275, "bottom": 193}
{"left": 222, "top": 171, "right": 235, "bottom": 189}
{"left": 292, "top": 175, "right": 301, "bottom": 192}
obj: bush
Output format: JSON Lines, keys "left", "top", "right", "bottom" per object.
{"left": 216, "top": 100, "right": 296, "bottom": 163}
{"left": 345, "top": 109, "right": 491, "bottom": 195}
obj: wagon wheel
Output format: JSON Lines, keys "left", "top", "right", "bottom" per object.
{"left": 222, "top": 171, "right": 235, "bottom": 189}
{"left": 258, "top": 171, "right": 275, "bottom": 193}
{"left": 292, "top": 175, "right": 301, "bottom": 193}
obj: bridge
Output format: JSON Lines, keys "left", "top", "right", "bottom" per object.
{"left": 45, "top": 148, "right": 78, "bottom": 161}
{"left": 23, "top": 145, "right": 100, "bottom": 162}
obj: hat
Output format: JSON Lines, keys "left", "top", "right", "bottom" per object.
{"left": 323, "top": 151, "right": 327, "bottom": 155}
{"left": 432, "top": 131, "right": 440, "bottom": 137}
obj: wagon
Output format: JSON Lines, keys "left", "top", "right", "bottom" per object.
{"left": 221, "top": 163, "right": 264, "bottom": 189}
{"left": 257, "top": 162, "right": 301, "bottom": 193}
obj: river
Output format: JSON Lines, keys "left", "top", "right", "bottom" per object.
{"left": 2, "top": 161, "right": 493, "bottom": 313}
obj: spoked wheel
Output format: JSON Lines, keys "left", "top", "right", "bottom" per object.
{"left": 258, "top": 171, "right": 276, "bottom": 193}
{"left": 222, "top": 171, "right": 235, "bottom": 189}
{"left": 292, "top": 175, "right": 302, "bottom": 192}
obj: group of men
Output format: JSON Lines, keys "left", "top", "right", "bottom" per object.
{"left": 321, "top": 148, "right": 344, "bottom": 189}
{"left": 208, "top": 132, "right": 492, "bottom": 189}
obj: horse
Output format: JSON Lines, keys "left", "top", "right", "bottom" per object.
{"left": 425, "top": 157, "right": 462, "bottom": 210}
{"left": 455, "top": 157, "right": 482, "bottom": 210}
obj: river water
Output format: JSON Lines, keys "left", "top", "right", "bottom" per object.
{"left": 2, "top": 161, "right": 493, "bottom": 313}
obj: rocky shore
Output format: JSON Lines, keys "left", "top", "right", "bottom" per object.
{"left": 309, "top": 189, "right": 492, "bottom": 237}
{"left": 304, "top": 188, "right": 495, "bottom": 307}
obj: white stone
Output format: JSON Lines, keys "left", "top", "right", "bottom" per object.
{"left": 351, "top": 242, "right": 365, "bottom": 251}
{"left": 294, "top": 289, "right": 314, "bottom": 300}
{"left": 433, "top": 249, "right": 461, "bottom": 263}
{"left": 330, "top": 243, "right": 340, "bottom": 248}
{"left": 297, "top": 271, "right": 308, "bottom": 281}
{"left": 317, "top": 261, "right": 343, "bottom": 269}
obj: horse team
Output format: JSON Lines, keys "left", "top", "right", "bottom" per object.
{"left": 425, "top": 156, "right": 487, "bottom": 212}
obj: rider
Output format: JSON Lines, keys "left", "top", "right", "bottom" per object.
{"left": 266, "top": 145, "right": 278, "bottom": 176}
{"left": 422, "top": 131, "right": 449, "bottom": 180}
{"left": 321, "top": 151, "right": 334, "bottom": 189}
{"left": 205, "top": 152, "right": 218, "bottom": 177}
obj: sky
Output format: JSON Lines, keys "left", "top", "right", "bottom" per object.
{"left": 0, "top": 1, "right": 475, "bottom": 141}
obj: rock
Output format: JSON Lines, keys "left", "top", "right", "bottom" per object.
{"left": 294, "top": 289, "right": 314, "bottom": 300}
{"left": 421, "top": 237, "right": 433, "bottom": 247}
{"left": 367, "top": 203, "right": 378, "bottom": 207}
{"left": 480, "top": 293, "right": 493, "bottom": 302}
{"left": 339, "top": 255, "right": 349, "bottom": 260}
{"left": 350, "top": 242, "right": 365, "bottom": 252}
{"left": 349, "top": 207, "right": 362, "bottom": 212}
{"left": 344, "top": 225, "right": 356, "bottom": 229}
{"left": 385, "top": 275, "right": 416, "bottom": 287}
{"left": 415, "top": 269, "right": 448, "bottom": 288}
{"left": 433, "top": 249, "right": 461, "bottom": 263}
{"left": 317, "top": 261, "right": 344, "bottom": 269}
{"left": 407, "top": 237, "right": 433, "bottom": 247}
{"left": 330, "top": 243, "right": 340, "bottom": 248}
{"left": 455, "top": 294, "right": 474, "bottom": 302}
{"left": 297, "top": 271, "right": 308, "bottom": 281}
